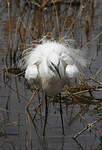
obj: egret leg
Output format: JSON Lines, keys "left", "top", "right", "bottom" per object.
{"left": 59, "top": 93, "right": 64, "bottom": 135}
{"left": 43, "top": 93, "right": 48, "bottom": 136}
{"left": 25, "top": 88, "right": 39, "bottom": 111}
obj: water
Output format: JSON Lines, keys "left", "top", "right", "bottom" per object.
{"left": 0, "top": 0, "right": 102, "bottom": 150}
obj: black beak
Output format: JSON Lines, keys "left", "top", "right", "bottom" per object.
{"left": 51, "top": 62, "right": 61, "bottom": 79}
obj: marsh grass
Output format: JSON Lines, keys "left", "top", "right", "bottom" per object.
{"left": 4, "top": 3, "right": 102, "bottom": 86}
{"left": 1, "top": 0, "right": 102, "bottom": 144}
{"left": 4, "top": 0, "right": 102, "bottom": 115}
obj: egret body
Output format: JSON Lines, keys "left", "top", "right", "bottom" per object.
{"left": 21, "top": 40, "right": 87, "bottom": 94}
{"left": 19, "top": 40, "right": 87, "bottom": 135}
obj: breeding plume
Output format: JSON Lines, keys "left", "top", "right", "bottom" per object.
{"left": 19, "top": 39, "right": 87, "bottom": 135}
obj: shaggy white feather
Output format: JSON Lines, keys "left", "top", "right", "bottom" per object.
{"left": 66, "top": 65, "right": 79, "bottom": 79}
{"left": 19, "top": 40, "right": 87, "bottom": 96}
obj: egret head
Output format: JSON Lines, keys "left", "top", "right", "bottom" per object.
{"left": 50, "top": 61, "right": 61, "bottom": 79}
{"left": 48, "top": 53, "right": 61, "bottom": 79}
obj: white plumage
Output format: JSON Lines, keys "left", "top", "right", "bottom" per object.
{"left": 19, "top": 40, "right": 87, "bottom": 96}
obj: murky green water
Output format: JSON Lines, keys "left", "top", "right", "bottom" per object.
{"left": 0, "top": 0, "right": 102, "bottom": 150}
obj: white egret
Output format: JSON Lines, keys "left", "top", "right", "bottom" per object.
{"left": 19, "top": 39, "right": 87, "bottom": 136}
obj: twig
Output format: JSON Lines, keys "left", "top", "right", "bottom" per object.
{"left": 93, "top": 66, "right": 102, "bottom": 79}
{"left": 60, "top": 0, "right": 72, "bottom": 39}
{"left": 90, "top": 77, "right": 102, "bottom": 86}
{"left": 16, "top": 71, "right": 25, "bottom": 76}
{"left": 94, "top": 88, "right": 102, "bottom": 91}
{"left": 25, "top": 88, "right": 39, "bottom": 111}
{"left": 7, "top": 0, "right": 12, "bottom": 64}
{"left": 68, "top": 84, "right": 102, "bottom": 96}
{"left": 72, "top": 89, "right": 91, "bottom": 95}
{"left": 85, "top": 31, "right": 102, "bottom": 47}
{"left": 73, "top": 120, "right": 98, "bottom": 139}
{"left": 60, "top": 1, "right": 84, "bottom": 42}
{"left": 52, "top": 0, "right": 61, "bottom": 39}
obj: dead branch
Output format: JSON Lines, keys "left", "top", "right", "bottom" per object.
{"left": 73, "top": 120, "right": 98, "bottom": 139}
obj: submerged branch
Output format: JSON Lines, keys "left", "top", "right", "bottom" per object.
{"left": 73, "top": 120, "right": 98, "bottom": 139}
